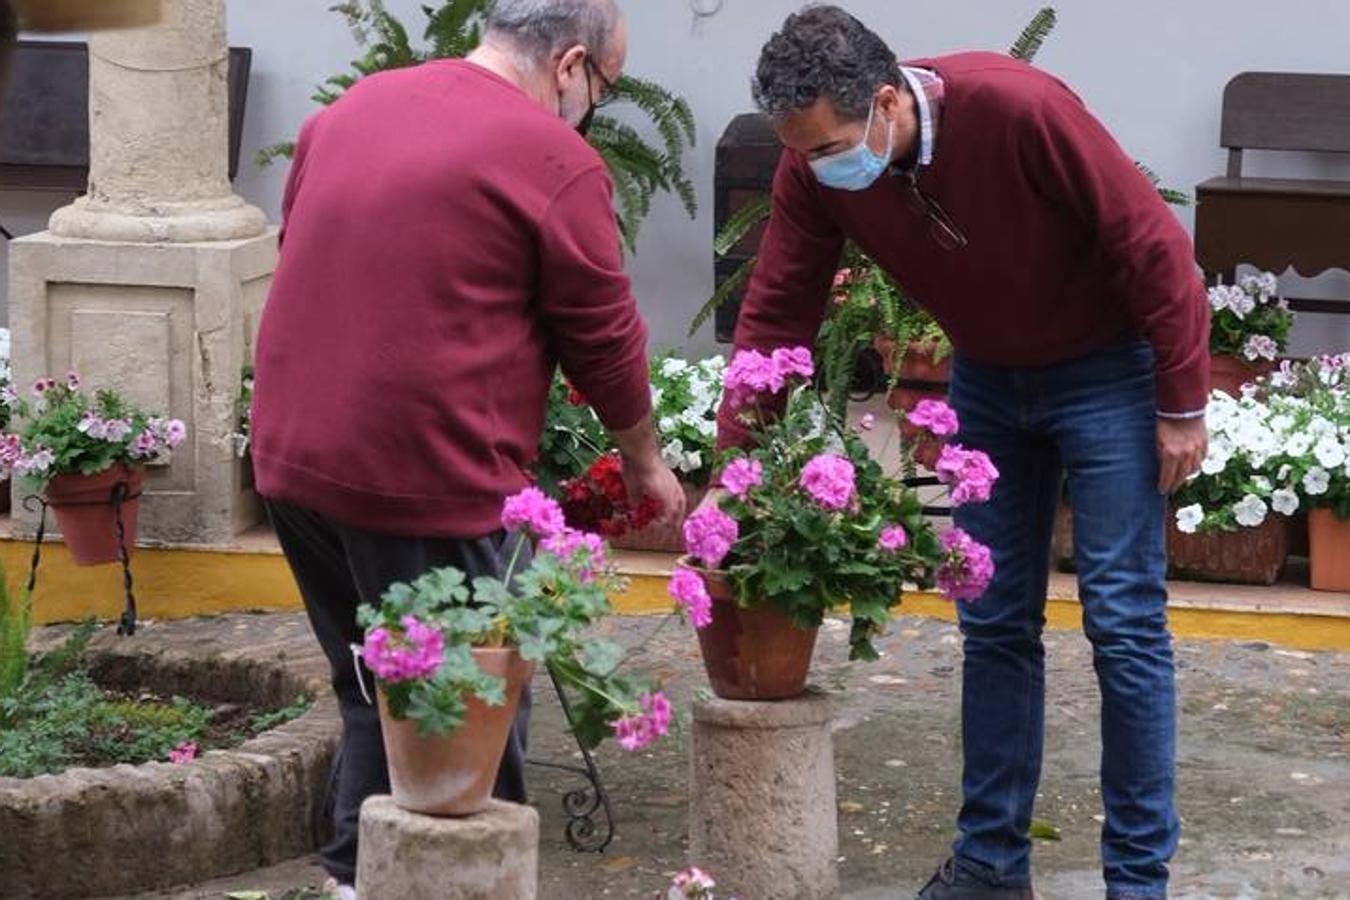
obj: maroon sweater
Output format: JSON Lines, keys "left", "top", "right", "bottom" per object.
{"left": 719, "top": 52, "right": 1209, "bottom": 447}
{"left": 252, "top": 60, "right": 650, "bottom": 538}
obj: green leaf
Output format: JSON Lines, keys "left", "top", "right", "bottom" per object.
{"left": 1009, "top": 7, "right": 1058, "bottom": 62}
{"left": 1030, "top": 819, "right": 1063, "bottom": 841}
{"left": 689, "top": 255, "right": 756, "bottom": 338}
{"left": 578, "top": 639, "right": 626, "bottom": 677}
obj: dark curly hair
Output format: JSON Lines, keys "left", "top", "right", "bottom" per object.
{"left": 753, "top": 5, "right": 900, "bottom": 122}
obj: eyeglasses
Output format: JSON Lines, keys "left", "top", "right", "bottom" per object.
{"left": 901, "top": 174, "right": 968, "bottom": 251}
{"left": 585, "top": 56, "right": 618, "bottom": 107}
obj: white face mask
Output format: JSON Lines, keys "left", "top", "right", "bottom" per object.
{"left": 809, "top": 100, "right": 893, "bottom": 191}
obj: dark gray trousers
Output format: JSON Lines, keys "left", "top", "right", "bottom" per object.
{"left": 266, "top": 499, "right": 532, "bottom": 884}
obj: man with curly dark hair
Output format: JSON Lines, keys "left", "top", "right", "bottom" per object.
{"left": 717, "top": 6, "right": 1211, "bottom": 900}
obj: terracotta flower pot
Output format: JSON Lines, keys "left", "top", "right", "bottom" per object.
{"left": 1167, "top": 514, "right": 1288, "bottom": 586}
{"left": 877, "top": 339, "right": 952, "bottom": 470}
{"left": 1209, "top": 353, "right": 1275, "bottom": 398}
{"left": 44, "top": 465, "right": 143, "bottom": 566}
{"left": 1308, "top": 509, "right": 1350, "bottom": 593}
{"left": 378, "top": 647, "right": 535, "bottom": 817}
{"left": 690, "top": 563, "right": 819, "bottom": 701}
{"left": 612, "top": 483, "right": 707, "bottom": 553}
{"left": 13, "top": 0, "right": 161, "bottom": 31}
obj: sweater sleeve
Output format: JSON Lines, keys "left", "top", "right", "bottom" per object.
{"left": 537, "top": 167, "right": 652, "bottom": 432}
{"left": 278, "top": 113, "right": 321, "bottom": 249}
{"left": 716, "top": 152, "right": 845, "bottom": 450}
{"left": 1021, "top": 83, "right": 1210, "bottom": 415}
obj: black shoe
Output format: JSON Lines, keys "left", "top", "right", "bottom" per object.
{"left": 916, "top": 858, "right": 1036, "bottom": 900}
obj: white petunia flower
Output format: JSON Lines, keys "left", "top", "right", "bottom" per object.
{"left": 1313, "top": 436, "right": 1346, "bottom": 469}
{"left": 658, "top": 417, "right": 677, "bottom": 433}
{"left": 1175, "top": 504, "right": 1205, "bottom": 535}
{"left": 660, "top": 439, "right": 685, "bottom": 470}
{"left": 1304, "top": 467, "right": 1331, "bottom": 496}
{"left": 1271, "top": 488, "right": 1300, "bottom": 516}
{"left": 1251, "top": 476, "right": 1273, "bottom": 494}
{"left": 1233, "top": 494, "right": 1269, "bottom": 528}
{"left": 660, "top": 357, "right": 689, "bottom": 377}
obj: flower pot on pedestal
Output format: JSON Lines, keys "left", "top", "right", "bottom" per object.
{"left": 44, "top": 464, "right": 144, "bottom": 566}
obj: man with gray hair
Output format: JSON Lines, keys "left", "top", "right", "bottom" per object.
{"left": 251, "top": 1, "right": 681, "bottom": 894}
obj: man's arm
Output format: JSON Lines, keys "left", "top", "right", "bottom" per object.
{"left": 1021, "top": 81, "right": 1210, "bottom": 491}
{"left": 537, "top": 166, "right": 685, "bottom": 522}
{"left": 715, "top": 152, "right": 846, "bottom": 451}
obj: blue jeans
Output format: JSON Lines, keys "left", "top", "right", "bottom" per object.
{"left": 947, "top": 341, "right": 1179, "bottom": 899}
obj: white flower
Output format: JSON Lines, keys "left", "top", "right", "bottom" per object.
{"left": 683, "top": 450, "right": 703, "bottom": 473}
{"left": 1232, "top": 494, "right": 1268, "bottom": 528}
{"left": 659, "top": 357, "right": 689, "bottom": 378}
{"left": 1285, "top": 430, "right": 1313, "bottom": 457}
{"left": 1208, "top": 284, "right": 1236, "bottom": 313}
{"left": 1231, "top": 290, "right": 1256, "bottom": 318}
{"left": 1239, "top": 271, "right": 1279, "bottom": 300}
{"left": 1276, "top": 464, "right": 1293, "bottom": 483}
{"left": 658, "top": 417, "right": 677, "bottom": 434}
{"left": 1271, "top": 488, "right": 1300, "bottom": 516}
{"left": 1251, "top": 476, "right": 1272, "bottom": 494}
{"left": 1242, "top": 334, "right": 1278, "bottom": 362}
{"left": 1313, "top": 436, "right": 1346, "bottom": 469}
{"left": 1200, "top": 444, "right": 1231, "bottom": 476}
{"left": 650, "top": 387, "right": 664, "bottom": 407}
{"left": 660, "top": 439, "right": 685, "bottom": 470}
{"left": 1175, "top": 504, "right": 1205, "bottom": 535}
{"left": 1304, "top": 467, "right": 1331, "bottom": 496}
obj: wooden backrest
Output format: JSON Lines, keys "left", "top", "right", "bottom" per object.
{"left": 1222, "top": 72, "right": 1350, "bottom": 155}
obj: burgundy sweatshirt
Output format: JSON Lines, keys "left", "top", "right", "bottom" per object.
{"left": 252, "top": 60, "right": 650, "bottom": 538}
{"left": 719, "top": 52, "right": 1209, "bottom": 448}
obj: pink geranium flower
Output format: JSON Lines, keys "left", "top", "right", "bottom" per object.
{"left": 361, "top": 617, "right": 445, "bottom": 683}
{"left": 906, "top": 399, "right": 960, "bottom": 437}
{"left": 612, "top": 691, "right": 673, "bottom": 752}
{"left": 719, "top": 458, "right": 763, "bottom": 498}
{"left": 168, "top": 741, "right": 199, "bottom": 765}
{"left": 798, "top": 453, "right": 856, "bottom": 511}
{"left": 501, "top": 487, "right": 566, "bottom": 538}
{"left": 878, "top": 525, "right": 908, "bottom": 552}
{"left": 723, "top": 346, "right": 815, "bottom": 409}
{"left": 937, "top": 528, "right": 995, "bottom": 602}
{"left": 934, "top": 445, "right": 1000, "bottom": 506}
{"left": 540, "top": 528, "right": 607, "bottom": 582}
{"left": 669, "top": 566, "right": 713, "bottom": 629}
{"left": 683, "top": 505, "right": 739, "bottom": 570}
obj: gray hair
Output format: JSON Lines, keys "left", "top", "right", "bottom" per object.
{"left": 486, "top": 0, "right": 620, "bottom": 68}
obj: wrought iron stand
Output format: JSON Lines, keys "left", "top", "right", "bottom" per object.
{"left": 23, "top": 479, "right": 141, "bottom": 636}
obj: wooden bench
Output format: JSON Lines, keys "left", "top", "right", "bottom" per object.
{"left": 1195, "top": 72, "right": 1350, "bottom": 317}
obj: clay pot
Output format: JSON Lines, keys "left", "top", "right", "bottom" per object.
{"left": 611, "top": 483, "right": 707, "bottom": 553}
{"left": 378, "top": 647, "right": 535, "bottom": 817}
{"left": 1308, "top": 509, "right": 1350, "bottom": 593}
{"left": 877, "top": 339, "right": 952, "bottom": 470}
{"left": 13, "top": 0, "right": 161, "bottom": 31}
{"left": 1167, "top": 514, "right": 1288, "bottom": 586}
{"left": 44, "top": 465, "right": 143, "bottom": 566}
{"left": 1209, "top": 353, "right": 1275, "bottom": 398}
{"left": 690, "top": 562, "right": 818, "bottom": 701}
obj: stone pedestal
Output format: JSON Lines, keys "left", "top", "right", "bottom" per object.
{"left": 357, "top": 797, "right": 539, "bottom": 900}
{"left": 6, "top": 0, "right": 276, "bottom": 544}
{"left": 689, "top": 690, "right": 839, "bottom": 900}
{"left": 8, "top": 232, "right": 276, "bottom": 543}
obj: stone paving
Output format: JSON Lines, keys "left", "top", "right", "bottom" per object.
{"left": 97, "top": 610, "right": 1350, "bottom": 900}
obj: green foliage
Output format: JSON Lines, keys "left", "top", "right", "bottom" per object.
{"left": 0, "top": 572, "right": 31, "bottom": 700}
{"left": 536, "top": 371, "right": 608, "bottom": 496}
{"left": 716, "top": 385, "right": 943, "bottom": 660}
{"left": 648, "top": 354, "right": 725, "bottom": 486}
{"left": 1209, "top": 274, "right": 1294, "bottom": 360}
{"left": 1008, "top": 7, "right": 1058, "bottom": 62}
{"left": 258, "top": 0, "right": 696, "bottom": 252}
{"left": 249, "top": 694, "right": 311, "bottom": 733}
{"left": 357, "top": 533, "right": 657, "bottom": 747}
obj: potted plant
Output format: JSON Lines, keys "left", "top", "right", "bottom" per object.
{"left": 1170, "top": 390, "right": 1300, "bottom": 585}
{"left": 668, "top": 346, "right": 998, "bottom": 700}
{"left": 1207, "top": 271, "right": 1294, "bottom": 397}
{"left": 1250, "top": 354, "right": 1350, "bottom": 591}
{"left": 356, "top": 487, "right": 671, "bottom": 816}
{"left": 0, "top": 372, "right": 186, "bottom": 565}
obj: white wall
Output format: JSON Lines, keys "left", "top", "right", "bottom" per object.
{"left": 5, "top": 0, "right": 1350, "bottom": 356}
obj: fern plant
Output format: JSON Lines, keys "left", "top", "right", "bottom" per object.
{"left": 257, "top": 0, "right": 696, "bottom": 251}
{"left": 696, "top": 4, "right": 1191, "bottom": 412}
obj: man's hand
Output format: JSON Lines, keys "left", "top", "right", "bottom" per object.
{"left": 620, "top": 454, "right": 686, "bottom": 527}
{"left": 1157, "top": 416, "right": 1208, "bottom": 495}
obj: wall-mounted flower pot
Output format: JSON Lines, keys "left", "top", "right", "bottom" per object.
{"left": 1308, "top": 509, "right": 1350, "bottom": 593}
{"left": 44, "top": 464, "right": 143, "bottom": 566}
{"left": 1167, "top": 514, "right": 1288, "bottom": 586}
{"left": 378, "top": 647, "right": 534, "bottom": 817}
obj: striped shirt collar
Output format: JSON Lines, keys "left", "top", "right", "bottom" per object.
{"left": 898, "top": 65, "right": 944, "bottom": 169}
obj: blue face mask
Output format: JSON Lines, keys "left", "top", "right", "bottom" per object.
{"left": 809, "top": 101, "right": 893, "bottom": 191}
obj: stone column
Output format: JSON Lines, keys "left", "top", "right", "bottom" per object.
{"left": 688, "top": 691, "right": 839, "bottom": 900}
{"left": 357, "top": 797, "right": 539, "bottom": 900}
{"left": 9, "top": 0, "right": 276, "bottom": 544}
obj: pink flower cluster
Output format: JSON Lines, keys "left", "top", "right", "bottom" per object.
{"left": 724, "top": 346, "right": 815, "bottom": 409}
{"left": 683, "top": 505, "right": 739, "bottom": 569}
{"left": 4, "top": 439, "right": 55, "bottom": 478}
{"left": 667, "top": 867, "right": 717, "bottom": 899}
{"left": 669, "top": 566, "right": 713, "bottom": 629}
{"left": 613, "top": 691, "right": 672, "bottom": 752}
{"left": 128, "top": 417, "right": 189, "bottom": 460}
{"left": 934, "top": 445, "right": 1000, "bottom": 506}
{"left": 78, "top": 411, "right": 134, "bottom": 442}
{"left": 906, "top": 399, "right": 959, "bottom": 437}
{"left": 501, "top": 487, "right": 566, "bottom": 538}
{"left": 361, "top": 616, "right": 446, "bottom": 683}
{"left": 719, "top": 458, "right": 763, "bottom": 497}
{"left": 798, "top": 453, "right": 856, "bottom": 511}
{"left": 540, "top": 528, "right": 607, "bottom": 582}
{"left": 168, "top": 740, "right": 199, "bottom": 765}
{"left": 878, "top": 524, "right": 908, "bottom": 552}
{"left": 937, "top": 528, "right": 995, "bottom": 602}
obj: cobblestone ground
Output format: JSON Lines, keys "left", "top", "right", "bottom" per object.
{"left": 122, "top": 611, "right": 1349, "bottom": 900}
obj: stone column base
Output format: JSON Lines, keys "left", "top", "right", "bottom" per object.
{"left": 357, "top": 797, "right": 539, "bottom": 900}
{"left": 689, "top": 689, "right": 839, "bottom": 900}
{"left": 7, "top": 229, "right": 277, "bottom": 544}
